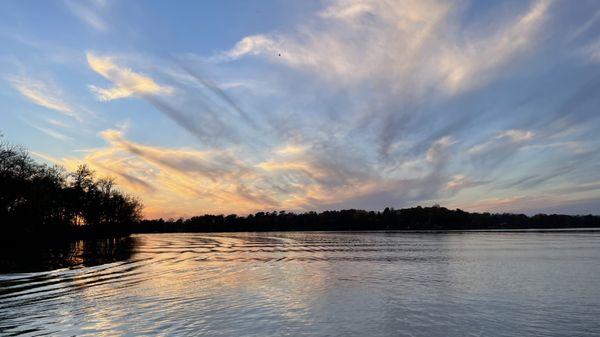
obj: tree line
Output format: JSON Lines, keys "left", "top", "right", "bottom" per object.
{"left": 138, "top": 206, "right": 600, "bottom": 233}
{"left": 1, "top": 138, "right": 142, "bottom": 241}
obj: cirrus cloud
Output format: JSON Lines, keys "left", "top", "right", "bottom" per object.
{"left": 86, "top": 52, "right": 173, "bottom": 101}
{"left": 9, "top": 75, "right": 79, "bottom": 119}
{"left": 216, "top": 0, "right": 551, "bottom": 95}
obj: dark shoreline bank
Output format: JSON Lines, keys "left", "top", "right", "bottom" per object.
{"left": 134, "top": 206, "right": 600, "bottom": 234}
{"left": 3, "top": 206, "right": 600, "bottom": 244}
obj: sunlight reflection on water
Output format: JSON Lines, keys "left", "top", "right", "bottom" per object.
{"left": 1, "top": 231, "right": 599, "bottom": 336}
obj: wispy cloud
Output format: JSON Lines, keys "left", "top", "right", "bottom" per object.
{"left": 53, "top": 129, "right": 274, "bottom": 217}
{"left": 46, "top": 118, "right": 71, "bottom": 128}
{"left": 438, "top": 0, "right": 550, "bottom": 93}
{"left": 468, "top": 129, "right": 535, "bottom": 156}
{"left": 85, "top": 53, "right": 267, "bottom": 148}
{"left": 207, "top": 0, "right": 554, "bottom": 162}
{"left": 503, "top": 165, "right": 575, "bottom": 190}
{"left": 446, "top": 175, "right": 488, "bottom": 192}
{"left": 86, "top": 52, "right": 173, "bottom": 101}
{"left": 63, "top": 0, "right": 109, "bottom": 32}
{"left": 582, "top": 38, "right": 600, "bottom": 63}
{"left": 30, "top": 125, "right": 73, "bottom": 142}
{"left": 426, "top": 136, "right": 455, "bottom": 163}
{"left": 318, "top": 1, "right": 373, "bottom": 20}
{"left": 216, "top": 0, "right": 550, "bottom": 95}
{"left": 37, "top": 127, "right": 475, "bottom": 217}
{"left": 8, "top": 75, "right": 81, "bottom": 120}
{"left": 567, "top": 8, "right": 600, "bottom": 42}
{"left": 451, "top": 194, "right": 600, "bottom": 215}
{"left": 497, "top": 130, "right": 536, "bottom": 143}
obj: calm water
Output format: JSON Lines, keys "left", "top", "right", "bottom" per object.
{"left": 1, "top": 231, "right": 599, "bottom": 336}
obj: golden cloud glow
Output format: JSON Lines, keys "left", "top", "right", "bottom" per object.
{"left": 86, "top": 52, "right": 173, "bottom": 101}
{"left": 30, "top": 129, "right": 443, "bottom": 217}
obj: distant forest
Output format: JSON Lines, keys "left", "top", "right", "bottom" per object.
{"left": 1, "top": 135, "right": 599, "bottom": 242}
{"left": 138, "top": 206, "right": 600, "bottom": 233}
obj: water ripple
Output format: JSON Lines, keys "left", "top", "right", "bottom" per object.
{"left": 1, "top": 231, "right": 599, "bottom": 336}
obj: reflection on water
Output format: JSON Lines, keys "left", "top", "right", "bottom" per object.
{"left": 0, "top": 236, "right": 136, "bottom": 273}
{"left": 1, "top": 231, "right": 599, "bottom": 336}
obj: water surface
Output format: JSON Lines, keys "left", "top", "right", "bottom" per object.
{"left": 1, "top": 231, "right": 599, "bottom": 336}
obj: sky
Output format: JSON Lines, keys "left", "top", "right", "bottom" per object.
{"left": 1, "top": 0, "right": 599, "bottom": 218}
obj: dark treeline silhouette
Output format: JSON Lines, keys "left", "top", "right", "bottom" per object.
{"left": 137, "top": 205, "right": 600, "bottom": 233}
{"left": 1, "top": 138, "right": 142, "bottom": 241}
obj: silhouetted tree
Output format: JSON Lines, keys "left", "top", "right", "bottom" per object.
{"left": 0, "top": 137, "right": 142, "bottom": 241}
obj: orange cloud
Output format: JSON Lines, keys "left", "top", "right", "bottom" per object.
{"left": 86, "top": 52, "right": 173, "bottom": 101}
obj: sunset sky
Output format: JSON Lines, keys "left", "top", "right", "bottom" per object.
{"left": 1, "top": 0, "right": 599, "bottom": 218}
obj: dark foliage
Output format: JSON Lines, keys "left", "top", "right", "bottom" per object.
{"left": 0, "top": 138, "right": 142, "bottom": 241}
{"left": 138, "top": 206, "right": 600, "bottom": 233}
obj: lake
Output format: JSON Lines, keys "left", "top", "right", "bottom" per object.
{"left": 1, "top": 231, "right": 599, "bottom": 336}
